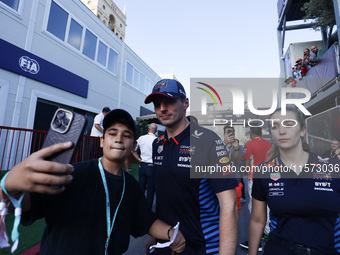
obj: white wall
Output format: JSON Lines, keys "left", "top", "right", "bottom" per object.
{"left": 0, "top": 0, "right": 159, "bottom": 128}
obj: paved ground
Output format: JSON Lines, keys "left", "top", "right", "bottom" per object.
{"left": 123, "top": 176, "right": 266, "bottom": 255}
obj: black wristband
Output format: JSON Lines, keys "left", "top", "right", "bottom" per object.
{"left": 167, "top": 226, "right": 174, "bottom": 239}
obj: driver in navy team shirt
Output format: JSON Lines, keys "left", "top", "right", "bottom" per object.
{"left": 249, "top": 106, "right": 340, "bottom": 255}
{"left": 144, "top": 79, "right": 238, "bottom": 255}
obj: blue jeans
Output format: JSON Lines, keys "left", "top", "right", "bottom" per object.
{"left": 139, "top": 163, "right": 155, "bottom": 209}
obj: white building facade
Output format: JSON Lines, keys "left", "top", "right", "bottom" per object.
{"left": 80, "top": 0, "right": 127, "bottom": 41}
{"left": 0, "top": 0, "right": 159, "bottom": 134}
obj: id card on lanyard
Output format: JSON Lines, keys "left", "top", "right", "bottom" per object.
{"left": 98, "top": 157, "right": 125, "bottom": 255}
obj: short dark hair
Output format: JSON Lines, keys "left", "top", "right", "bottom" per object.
{"left": 250, "top": 127, "right": 262, "bottom": 137}
{"left": 102, "top": 107, "right": 111, "bottom": 113}
{"left": 103, "top": 117, "right": 136, "bottom": 140}
{"left": 223, "top": 125, "right": 235, "bottom": 134}
{"left": 332, "top": 138, "right": 340, "bottom": 143}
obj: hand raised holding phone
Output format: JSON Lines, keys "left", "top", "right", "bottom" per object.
{"left": 3, "top": 109, "right": 87, "bottom": 196}
{"left": 3, "top": 142, "right": 75, "bottom": 196}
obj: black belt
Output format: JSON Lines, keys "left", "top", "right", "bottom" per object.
{"left": 270, "top": 234, "right": 337, "bottom": 255}
{"left": 141, "top": 162, "right": 153, "bottom": 166}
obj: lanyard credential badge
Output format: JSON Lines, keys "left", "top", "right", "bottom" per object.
{"left": 98, "top": 158, "right": 125, "bottom": 255}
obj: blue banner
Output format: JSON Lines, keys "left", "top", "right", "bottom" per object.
{"left": 0, "top": 38, "right": 88, "bottom": 98}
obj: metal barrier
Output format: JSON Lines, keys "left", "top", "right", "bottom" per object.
{"left": 0, "top": 126, "right": 102, "bottom": 171}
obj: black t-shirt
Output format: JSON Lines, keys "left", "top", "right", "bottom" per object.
{"left": 21, "top": 159, "right": 157, "bottom": 255}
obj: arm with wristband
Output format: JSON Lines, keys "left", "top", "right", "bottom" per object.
{"left": 0, "top": 142, "right": 74, "bottom": 252}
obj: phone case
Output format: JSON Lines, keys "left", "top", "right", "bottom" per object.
{"left": 42, "top": 109, "right": 87, "bottom": 164}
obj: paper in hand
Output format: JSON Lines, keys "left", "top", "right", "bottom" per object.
{"left": 149, "top": 222, "right": 180, "bottom": 253}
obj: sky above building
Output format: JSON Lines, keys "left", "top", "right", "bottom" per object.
{"left": 113, "top": 0, "right": 322, "bottom": 95}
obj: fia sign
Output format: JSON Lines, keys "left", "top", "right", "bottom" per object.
{"left": 19, "top": 56, "right": 40, "bottom": 74}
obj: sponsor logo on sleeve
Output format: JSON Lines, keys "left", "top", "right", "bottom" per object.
{"left": 215, "top": 140, "right": 223, "bottom": 145}
{"left": 177, "top": 163, "right": 191, "bottom": 168}
{"left": 157, "top": 145, "right": 163, "bottom": 154}
{"left": 268, "top": 182, "right": 285, "bottom": 187}
{"left": 157, "top": 135, "right": 165, "bottom": 143}
{"left": 270, "top": 173, "right": 281, "bottom": 181}
{"left": 317, "top": 156, "right": 329, "bottom": 163}
{"left": 179, "top": 156, "right": 191, "bottom": 162}
{"left": 179, "top": 145, "right": 195, "bottom": 154}
{"left": 216, "top": 150, "right": 227, "bottom": 157}
{"left": 313, "top": 172, "right": 332, "bottom": 180}
{"left": 314, "top": 181, "right": 333, "bottom": 192}
{"left": 216, "top": 145, "right": 225, "bottom": 151}
{"left": 269, "top": 192, "right": 284, "bottom": 196}
{"left": 192, "top": 130, "right": 203, "bottom": 138}
{"left": 219, "top": 157, "right": 229, "bottom": 163}
{"left": 269, "top": 188, "right": 284, "bottom": 191}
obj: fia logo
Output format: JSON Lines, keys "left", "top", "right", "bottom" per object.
{"left": 19, "top": 56, "right": 40, "bottom": 74}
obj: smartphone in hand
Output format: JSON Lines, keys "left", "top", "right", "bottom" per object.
{"left": 42, "top": 108, "right": 87, "bottom": 164}
{"left": 227, "top": 129, "right": 234, "bottom": 136}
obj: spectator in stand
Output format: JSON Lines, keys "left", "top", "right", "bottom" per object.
{"left": 294, "top": 60, "right": 303, "bottom": 79}
{"left": 323, "top": 138, "right": 340, "bottom": 160}
{"left": 310, "top": 45, "right": 326, "bottom": 64}
{"left": 296, "top": 58, "right": 308, "bottom": 77}
{"left": 291, "top": 66, "right": 298, "bottom": 79}
{"left": 303, "top": 48, "right": 315, "bottom": 69}
{"left": 239, "top": 126, "right": 272, "bottom": 252}
{"left": 284, "top": 77, "right": 297, "bottom": 87}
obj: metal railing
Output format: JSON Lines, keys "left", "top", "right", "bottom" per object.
{"left": 0, "top": 126, "right": 102, "bottom": 171}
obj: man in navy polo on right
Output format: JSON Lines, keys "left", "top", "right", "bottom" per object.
{"left": 144, "top": 79, "right": 238, "bottom": 255}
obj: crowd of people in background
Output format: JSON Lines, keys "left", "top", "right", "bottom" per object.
{"left": 286, "top": 44, "right": 326, "bottom": 87}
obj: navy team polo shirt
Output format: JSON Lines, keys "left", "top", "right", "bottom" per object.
{"left": 252, "top": 152, "right": 340, "bottom": 253}
{"left": 152, "top": 121, "right": 238, "bottom": 255}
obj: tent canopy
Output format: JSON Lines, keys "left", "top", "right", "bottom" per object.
{"left": 136, "top": 114, "right": 160, "bottom": 124}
